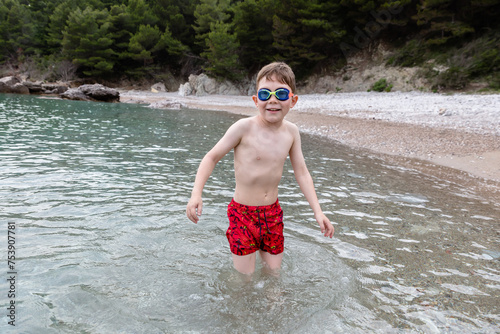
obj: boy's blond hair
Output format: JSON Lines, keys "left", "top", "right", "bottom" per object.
{"left": 256, "top": 62, "right": 296, "bottom": 94}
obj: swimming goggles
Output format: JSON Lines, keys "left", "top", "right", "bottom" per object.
{"left": 257, "top": 88, "right": 293, "bottom": 101}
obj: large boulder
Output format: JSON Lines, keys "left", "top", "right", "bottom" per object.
{"left": 60, "top": 84, "right": 119, "bottom": 102}
{"left": 151, "top": 82, "right": 167, "bottom": 92}
{"left": 0, "top": 76, "right": 29, "bottom": 94}
{"left": 60, "top": 89, "right": 90, "bottom": 101}
{"left": 10, "top": 83, "right": 30, "bottom": 94}
{"left": 0, "top": 76, "right": 20, "bottom": 86}
{"left": 0, "top": 81, "right": 10, "bottom": 93}
{"left": 190, "top": 73, "right": 217, "bottom": 96}
{"left": 178, "top": 82, "right": 193, "bottom": 96}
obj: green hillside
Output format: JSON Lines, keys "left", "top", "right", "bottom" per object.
{"left": 1, "top": 0, "right": 498, "bottom": 91}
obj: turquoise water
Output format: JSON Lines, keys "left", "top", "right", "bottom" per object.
{"left": 0, "top": 93, "right": 499, "bottom": 333}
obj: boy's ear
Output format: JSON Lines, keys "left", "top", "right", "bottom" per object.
{"left": 291, "top": 94, "right": 298, "bottom": 107}
{"left": 252, "top": 95, "right": 258, "bottom": 106}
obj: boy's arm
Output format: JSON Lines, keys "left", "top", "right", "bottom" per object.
{"left": 288, "top": 125, "right": 334, "bottom": 238}
{"left": 186, "top": 120, "right": 245, "bottom": 223}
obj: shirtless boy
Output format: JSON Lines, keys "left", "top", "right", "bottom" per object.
{"left": 186, "top": 62, "right": 334, "bottom": 275}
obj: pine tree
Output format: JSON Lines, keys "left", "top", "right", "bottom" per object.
{"left": 47, "top": 1, "right": 77, "bottom": 52}
{"left": 0, "top": 0, "right": 11, "bottom": 61}
{"left": 201, "top": 20, "right": 243, "bottom": 80}
{"left": 193, "top": 0, "right": 231, "bottom": 52}
{"left": 271, "top": 0, "right": 346, "bottom": 74}
{"left": 128, "top": 24, "right": 163, "bottom": 65}
{"left": 107, "top": 3, "right": 135, "bottom": 71}
{"left": 150, "top": 0, "right": 197, "bottom": 49}
{"left": 231, "top": 0, "right": 275, "bottom": 71}
{"left": 413, "top": 0, "right": 475, "bottom": 45}
{"left": 127, "top": 0, "right": 158, "bottom": 27}
{"left": 62, "top": 6, "right": 115, "bottom": 76}
{"left": 0, "top": 0, "right": 37, "bottom": 59}
{"left": 108, "top": 0, "right": 160, "bottom": 74}
{"left": 158, "top": 26, "right": 189, "bottom": 60}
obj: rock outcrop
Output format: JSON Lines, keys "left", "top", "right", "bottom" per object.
{"left": 41, "top": 83, "right": 69, "bottom": 94}
{"left": 22, "top": 81, "right": 45, "bottom": 93}
{"left": 0, "top": 76, "right": 29, "bottom": 94}
{"left": 60, "top": 84, "right": 119, "bottom": 102}
{"left": 0, "top": 76, "right": 70, "bottom": 95}
{"left": 0, "top": 76, "right": 19, "bottom": 87}
{"left": 301, "top": 64, "right": 428, "bottom": 93}
{"left": 151, "top": 82, "right": 167, "bottom": 92}
{"left": 178, "top": 73, "right": 243, "bottom": 96}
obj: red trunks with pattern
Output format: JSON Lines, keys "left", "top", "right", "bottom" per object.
{"left": 226, "top": 199, "right": 284, "bottom": 256}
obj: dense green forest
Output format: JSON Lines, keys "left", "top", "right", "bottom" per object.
{"left": 0, "top": 0, "right": 499, "bottom": 89}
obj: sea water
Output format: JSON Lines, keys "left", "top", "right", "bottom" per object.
{"left": 0, "top": 93, "right": 499, "bottom": 333}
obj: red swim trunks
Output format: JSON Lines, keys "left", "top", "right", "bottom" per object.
{"left": 226, "top": 199, "right": 284, "bottom": 256}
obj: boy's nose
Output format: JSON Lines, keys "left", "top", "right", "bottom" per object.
{"left": 268, "top": 94, "right": 279, "bottom": 102}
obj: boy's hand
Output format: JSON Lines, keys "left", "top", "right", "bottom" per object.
{"left": 315, "top": 213, "right": 334, "bottom": 238}
{"left": 186, "top": 196, "right": 203, "bottom": 224}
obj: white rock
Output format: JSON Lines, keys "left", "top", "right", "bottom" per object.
{"left": 178, "top": 82, "right": 193, "bottom": 96}
{"left": 151, "top": 82, "right": 167, "bottom": 92}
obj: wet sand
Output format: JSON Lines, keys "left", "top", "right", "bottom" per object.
{"left": 119, "top": 90, "right": 500, "bottom": 205}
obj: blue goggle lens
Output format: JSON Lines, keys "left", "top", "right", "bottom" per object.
{"left": 257, "top": 88, "right": 291, "bottom": 101}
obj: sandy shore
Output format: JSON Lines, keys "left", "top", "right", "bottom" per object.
{"left": 119, "top": 90, "right": 500, "bottom": 205}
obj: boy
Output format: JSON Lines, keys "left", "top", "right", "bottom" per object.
{"left": 186, "top": 62, "right": 334, "bottom": 275}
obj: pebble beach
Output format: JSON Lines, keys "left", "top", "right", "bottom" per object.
{"left": 119, "top": 90, "right": 500, "bottom": 205}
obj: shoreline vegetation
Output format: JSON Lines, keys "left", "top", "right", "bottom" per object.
{"left": 1, "top": 1, "right": 499, "bottom": 93}
{"left": 119, "top": 90, "right": 500, "bottom": 206}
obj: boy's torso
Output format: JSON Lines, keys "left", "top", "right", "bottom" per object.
{"left": 232, "top": 117, "right": 294, "bottom": 206}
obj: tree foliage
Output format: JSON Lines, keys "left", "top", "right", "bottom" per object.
{"left": 201, "top": 20, "right": 243, "bottom": 80}
{"left": 62, "top": 6, "right": 115, "bottom": 76}
{"left": 0, "top": 0, "right": 498, "bottom": 82}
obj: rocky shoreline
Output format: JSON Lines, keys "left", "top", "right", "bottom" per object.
{"left": 0, "top": 76, "right": 119, "bottom": 102}
{"left": 120, "top": 90, "right": 500, "bottom": 205}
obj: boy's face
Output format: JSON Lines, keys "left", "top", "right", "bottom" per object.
{"left": 252, "top": 75, "right": 298, "bottom": 124}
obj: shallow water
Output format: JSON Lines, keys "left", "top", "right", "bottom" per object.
{"left": 0, "top": 93, "right": 499, "bottom": 333}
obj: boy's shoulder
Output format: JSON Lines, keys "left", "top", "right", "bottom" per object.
{"left": 230, "top": 116, "right": 255, "bottom": 131}
{"left": 283, "top": 119, "right": 299, "bottom": 130}
{"left": 283, "top": 119, "right": 300, "bottom": 136}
